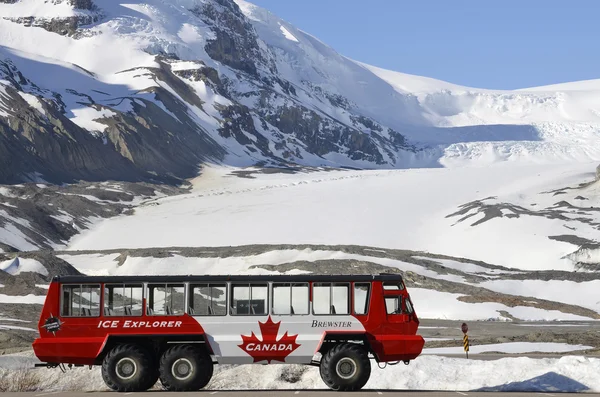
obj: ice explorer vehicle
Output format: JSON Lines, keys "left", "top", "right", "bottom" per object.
{"left": 33, "top": 273, "right": 424, "bottom": 391}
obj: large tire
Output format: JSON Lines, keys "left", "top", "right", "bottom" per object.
{"left": 159, "top": 344, "right": 214, "bottom": 391}
{"left": 101, "top": 344, "right": 158, "bottom": 392}
{"left": 319, "top": 343, "right": 371, "bottom": 391}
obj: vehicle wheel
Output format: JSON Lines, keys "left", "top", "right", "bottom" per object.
{"left": 319, "top": 343, "right": 371, "bottom": 391}
{"left": 159, "top": 344, "right": 214, "bottom": 391}
{"left": 101, "top": 344, "right": 157, "bottom": 392}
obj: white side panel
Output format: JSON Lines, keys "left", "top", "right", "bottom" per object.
{"left": 195, "top": 315, "right": 365, "bottom": 364}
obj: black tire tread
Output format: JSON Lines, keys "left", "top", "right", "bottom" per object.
{"left": 101, "top": 344, "right": 157, "bottom": 392}
{"left": 319, "top": 343, "right": 371, "bottom": 391}
{"left": 159, "top": 344, "right": 213, "bottom": 391}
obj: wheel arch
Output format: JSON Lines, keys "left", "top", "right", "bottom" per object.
{"left": 315, "top": 332, "right": 377, "bottom": 359}
{"left": 96, "top": 334, "right": 211, "bottom": 365}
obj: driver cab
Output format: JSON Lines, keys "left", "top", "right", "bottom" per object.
{"left": 383, "top": 281, "right": 415, "bottom": 324}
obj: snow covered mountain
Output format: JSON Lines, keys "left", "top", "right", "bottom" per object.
{"left": 1, "top": 0, "right": 599, "bottom": 184}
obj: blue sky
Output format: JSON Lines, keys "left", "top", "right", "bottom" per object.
{"left": 248, "top": 0, "right": 598, "bottom": 90}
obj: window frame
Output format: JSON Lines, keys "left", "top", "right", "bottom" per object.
{"left": 103, "top": 283, "right": 144, "bottom": 317}
{"left": 147, "top": 283, "right": 186, "bottom": 316}
{"left": 271, "top": 282, "right": 310, "bottom": 316}
{"left": 60, "top": 283, "right": 101, "bottom": 318}
{"left": 311, "top": 282, "right": 351, "bottom": 316}
{"left": 229, "top": 282, "right": 269, "bottom": 316}
{"left": 188, "top": 282, "right": 228, "bottom": 316}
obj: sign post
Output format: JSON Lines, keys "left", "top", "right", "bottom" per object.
{"left": 461, "top": 322, "right": 469, "bottom": 359}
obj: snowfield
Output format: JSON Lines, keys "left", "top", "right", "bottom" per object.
{"left": 0, "top": 351, "right": 599, "bottom": 392}
{"left": 67, "top": 161, "right": 600, "bottom": 272}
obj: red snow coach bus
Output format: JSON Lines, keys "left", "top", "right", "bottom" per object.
{"left": 33, "top": 274, "right": 424, "bottom": 392}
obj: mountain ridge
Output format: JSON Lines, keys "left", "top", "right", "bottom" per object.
{"left": 0, "top": 0, "right": 599, "bottom": 185}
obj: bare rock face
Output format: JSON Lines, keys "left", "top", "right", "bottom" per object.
{"left": 0, "top": 56, "right": 227, "bottom": 184}
{"left": 2, "top": 0, "right": 99, "bottom": 37}
{"left": 69, "top": 0, "right": 95, "bottom": 10}
{"left": 4, "top": 15, "right": 101, "bottom": 37}
{"left": 193, "top": 0, "right": 274, "bottom": 78}
{"left": 596, "top": 163, "right": 600, "bottom": 181}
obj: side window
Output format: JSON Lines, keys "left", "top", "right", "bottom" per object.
{"left": 383, "top": 281, "right": 405, "bottom": 290}
{"left": 405, "top": 297, "right": 414, "bottom": 314}
{"left": 272, "top": 283, "right": 309, "bottom": 315}
{"left": 61, "top": 284, "right": 101, "bottom": 317}
{"left": 230, "top": 283, "right": 268, "bottom": 315}
{"left": 353, "top": 283, "right": 371, "bottom": 315}
{"left": 385, "top": 296, "right": 402, "bottom": 314}
{"left": 148, "top": 284, "right": 185, "bottom": 316}
{"left": 312, "top": 283, "right": 350, "bottom": 315}
{"left": 189, "top": 284, "right": 227, "bottom": 316}
{"left": 104, "top": 284, "right": 143, "bottom": 316}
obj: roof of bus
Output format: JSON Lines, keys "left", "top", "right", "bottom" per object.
{"left": 52, "top": 273, "right": 404, "bottom": 284}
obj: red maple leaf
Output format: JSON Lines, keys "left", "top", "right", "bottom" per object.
{"left": 238, "top": 316, "right": 301, "bottom": 363}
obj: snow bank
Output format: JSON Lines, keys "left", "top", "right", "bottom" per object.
{"left": 423, "top": 342, "right": 593, "bottom": 355}
{"left": 0, "top": 257, "right": 48, "bottom": 277}
{"left": 1, "top": 351, "right": 599, "bottom": 392}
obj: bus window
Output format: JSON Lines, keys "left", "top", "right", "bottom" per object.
{"left": 353, "top": 283, "right": 371, "bottom": 315}
{"left": 383, "top": 282, "right": 405, "bottom": 290}
{"left": 189, "top": 283, "right": 227, "bottom": 316}
{"left": 148, "top": 284, "right": 185, "bottom": 316}
{"left": 230, "top": 283, "right": 268, "bottom": 315}
{"left": 385, "top": 296, "right": 402, "bottom": 314}
{"left": 312, "top": 283, "right": 349, "bottom": 315}
{"left": 60, "top": 284, "right": 101, "bottom": 317}
{"left": 104, "top": 284, "right": 143, "bottom": 316}
{"left": 272, "top": 283, "right": 309, "bottom": 315}
{"left": 405, "top": 297, "right": 414, "bottom": 314}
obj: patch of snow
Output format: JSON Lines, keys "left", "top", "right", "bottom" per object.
{"left": 413, "top": 256, "right": 514, "bottom": 275}
{"left": 70, "top": 107, "right": 116, "bottom": 133}
{"left": 0, "top": 222, "right": 39, "bottom": 251}
{"left": 0, "top": 293, "right": 45, "bottom": 304}
{"left": 170, "top": 61, "right": 203, "bottom": 72}
{"left": 0, "top": 257, "right": 48, "bottom": 276}
{"left": 515, "top": 324, "right": 590, "bottom": 327}
{"left": 0, "top": 316, "right": 29, "bottom": 323}
{"left": 418, "top": 326, "right": 451, "bottom": 329}
{"left": 0, "top": 324, "right": 37, "bottom": 332}
{"left": 423, "top": 342, "right": 593, "bottom": 355}
{"left": 57, "top": 253, "right": 121, "bottom": 276}
{"left": 0, "top": 187, "right": 14, "bottom": 197}
{"left": 279, "top": 24, "right": 299, "bottom": 42}
{"left": 410, "top": 289, "right": 592, "bottom": 321}
{"left": 0, "top": 0, "right": 84, "bottom": 18}
{"left": 18, "top": 92, "right": 45, "bottom": 115}
{"left": 478, "top": 279, "right": 600, "bottom": 313}
{"left": 50, "top": 210, "right": 74, "bottom": 224}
